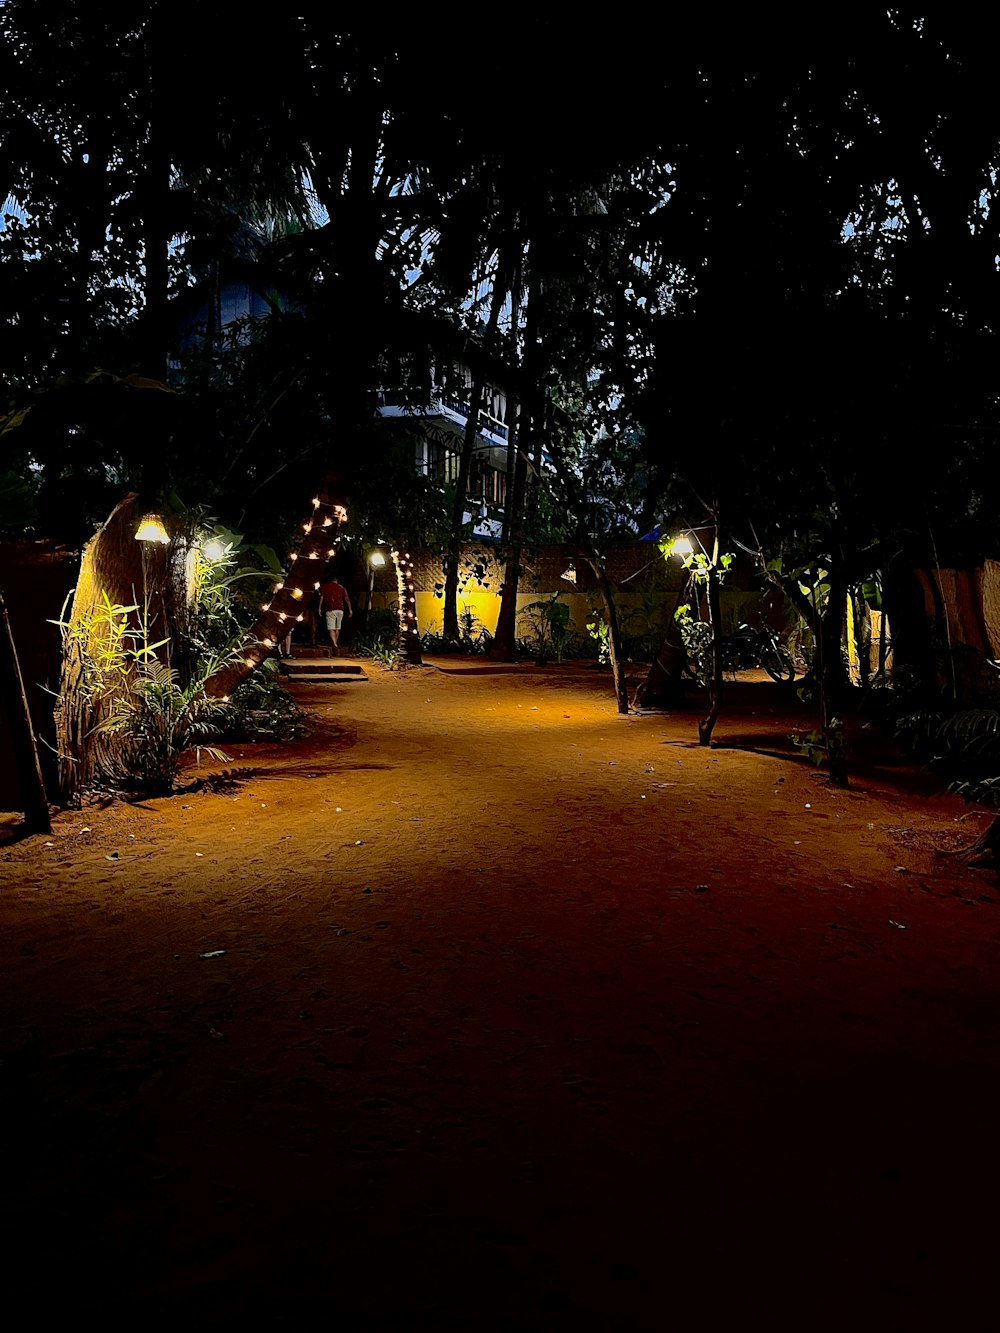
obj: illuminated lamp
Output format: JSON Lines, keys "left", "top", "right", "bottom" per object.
{"left": 202, "top": 538, "right": 225, "bottom": 562}
{"left": 369, "top": 551, "right": 386, "bottom": 568}
{"left": 561, "top": 561, "right": 577, "bottom": 584}
{"left": 670, "top": 535, "right": 694, "bottom": 559}
{"left": 135, "top": 514, "right": 169, "bottom": 544}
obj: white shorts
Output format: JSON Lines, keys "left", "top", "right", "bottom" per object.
{"left": 325, "top": 609, "right": 344, "bottom": 632}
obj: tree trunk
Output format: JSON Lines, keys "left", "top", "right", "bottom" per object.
{"left": 492, "top": 262, "right": 539, "bottom": 661}
{"left": 697, "top": 563, "right": 724, "bottom": 746}
{"left": 490, "top": 439, "right": 529, "bottom": 661}
{"left": 205, "top": 494, "right": 349, "bottom": 698}
{"left": 141, "top": 10, "right": 170, "bottom": 383}
{"left": 442, "top": 366, "right": 484, "bottom": 640}
{"left": 586, "top": 558, "right": 629, "bottom": 714}
{"left": 442, "top": 266, "right": 508, "bottom": 639}
{"left": 852, "top": 587, "right": 873, "bottom": 689}
{"left": 392, "top": 549, "right": 423, "bottom": 666}
{"left": 818, "top": 569, "right": 849, "bottom": 786}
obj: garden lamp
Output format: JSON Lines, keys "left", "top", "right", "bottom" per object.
{"left": 134, "top": 514, "right": 169, "bottom": 544}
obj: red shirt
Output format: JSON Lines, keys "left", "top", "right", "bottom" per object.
{"left": 319, "top": 580, "right": 351, "bottom": 613}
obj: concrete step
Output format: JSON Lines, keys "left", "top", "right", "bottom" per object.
{"left": 282, "top": 656, "right": 368, "bottom": 684}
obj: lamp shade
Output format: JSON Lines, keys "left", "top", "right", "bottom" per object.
{"left": 135, "top": 514, "right": 169, "bottom": 544}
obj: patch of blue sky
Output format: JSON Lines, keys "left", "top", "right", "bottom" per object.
{"left": 0, "top": 191, "right": 27, "bottom": 232}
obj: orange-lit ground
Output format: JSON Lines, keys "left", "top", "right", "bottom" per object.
{"left": 1, "top": 660, "right": 998, "bottom": 1329}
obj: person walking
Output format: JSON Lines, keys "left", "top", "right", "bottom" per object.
{"left": 318, "top": 571, "right": 352, "bottom": 655}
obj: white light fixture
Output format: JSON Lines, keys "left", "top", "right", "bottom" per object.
{"left": 561, "top": 561, "right": 577, "bottom": 585}
{"left": 202, "top": 538, "right": 225, "bottom": 562}
{"left": 369, "top": 551, "right": 387, "bottom": 568}
{"left": 670, "top": 535, "right": 694, "bottom": 558}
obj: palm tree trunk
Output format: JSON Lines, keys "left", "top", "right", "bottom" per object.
{"left": 205, "top": 495, "right": 349, "bottom": 698}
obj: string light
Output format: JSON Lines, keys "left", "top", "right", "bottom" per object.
{"left": 262, "top": 602, "right": 271, "bottom": 611}
{"left": 244, "top": 657, "right": 255, "bottom": 667}
{"left": 289, "top": 553, "right": 298, "bottom": 562}
{"left": 296, "top": 614, "right": 304, "bottom": 623}
{"left": 274, "top": 582, "right": 284, "bottom": 591}
{"left": 322, "top": 517, "right": 333, "bottom": 528}
{"left": 313, "top": 581, "right": 321, "bottom": 590}
{"left": 327, "top": 548, "right": 335, "bottom": 557}
{"left": 312, "top": 497, "right": 320, "bottom": 507}
{"left": 291, "top": 588, "right": 303, "bottom": 600}
{"left": 303, "top": 522, "right": 313, "bottom": 533}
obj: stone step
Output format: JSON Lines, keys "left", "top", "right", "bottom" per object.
{"left": 282, "top": 657, "right": 368, "bottom": 684}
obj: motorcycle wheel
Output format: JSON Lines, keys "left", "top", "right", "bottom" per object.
{"left": 762, "top": 646, "right": 795, "bottom": 683}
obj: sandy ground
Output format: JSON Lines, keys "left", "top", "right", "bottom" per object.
{"left": 1, "top": 659, "right": 999, "bottom": 1330}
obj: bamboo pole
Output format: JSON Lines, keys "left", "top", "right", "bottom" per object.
{"left": 0, "top": 584, "right": 51, "bottom": 834}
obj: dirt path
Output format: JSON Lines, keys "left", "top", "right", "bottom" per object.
{"left": 1, "top": 661, "right": 998, "bottom": 1329}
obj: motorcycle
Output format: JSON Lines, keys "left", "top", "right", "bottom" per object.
{"left": 685, "top": 623, "right": 796, "bottom": 682}
{"left": 722, "top": 623, "right": 796, "bottom": 681}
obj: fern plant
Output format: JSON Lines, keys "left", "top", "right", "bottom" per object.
{"left": 896, "top": 707, "right": 1000, "bottom": 803}
{"left": 96, "top": 658, "right": 230, "bottom": 793}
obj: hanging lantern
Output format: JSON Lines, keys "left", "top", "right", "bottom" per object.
{"left": 134, "top": 514, "right": 169, "bottom": 544}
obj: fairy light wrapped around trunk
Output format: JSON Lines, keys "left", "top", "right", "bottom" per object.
{"left": 204, "top": 497, "right": 349, "bottom": 699}
{"left": 391, "top": 549, "right": 422, "bottom": 667}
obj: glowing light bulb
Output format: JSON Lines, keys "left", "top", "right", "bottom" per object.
{"left": 262, "top": 602, "right": 271, "bottom": 611}
{"left": 244, "top": 657, "right": 255, "bottom": 667}
{"left": 291, "top": 588, "right": 303, "bottom": 600}
{"left": 289, "top": 553, "right": 298, "bottom": 562}
{"left": 313, "top": 581, "right": 321, "bottom": 590}
{"left": 261, "top": 638, "right": 274, "bottom": 648}
{"left": 312, "top": 497, "right": 320, "bottom": 507}
{"left": 303, "top": 523, "right": 313, "bottom": 533}
{"left": 278, "top": 613, "right": 288, "bottom": 621}
{"left": 274, "top": 582, "right": 284, "bottom": 591}
{"left": 322, "top": 517, "right": 333, "bottom": 527}
{"left": 296, "top": 614, "right": 304, "bottom": 622}
{"left": 327, "top": 549, "right": 335, "bottom": 557}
